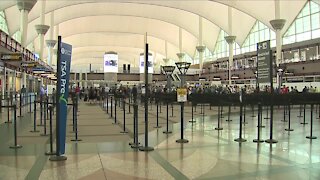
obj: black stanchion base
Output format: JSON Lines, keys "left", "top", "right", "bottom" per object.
{"left": 120, "top": 131, "right": 129, "bottom": 134}
{"left": 112, "top": 122, "right": 119, "bottom": 125}
{"left": 49, "top": 155, "right": 67, "bottom": 161}
{"left": 154, "top": 126, "right": 162, "bottom": 128}
{"left": 17, "top": 115, "right": 24, "bottom": 118}
{"left": 253, "top": 139, "right": 264, "bottom": 143}
{"left": 9, "top": 145, "right": 22, "bottom": 149}
{"left": 285, "top": 128, "right": 294, "bottom": 131}
{"left": 127, "top": 112, "right": 132, "bottom": 114}
{"left": 163, "top": 131, "right": 172, "bottom": 134}
{"left": 5, "top": 121, "right": 12, "bottom": 124}
{"left": 71, "top": 139, "right": 82, "bottom": 142}
{"left": 45, "top": 151, "right": 56, "bottom": 155}
{"left": 131, "top": 143, "right": 141, "bottom": 149}
{"left": 257, "top": 125, "right": 265, "bottom": 128}
{"left": 37, "top": 124, "right": 44, "bottom": 126}
{"left": 265, "top": 139, "right": 278, "bottom": 144}
{"left": 30, "top": 130, "right": 40, "bottom": 133}
{"left": 226, "top": 119, "right": 232, "bottom": 122}
{"left": 40, "top": 134, "right": 48, "bottom": 136}
{"left": 300, "top": 122, "right": 308, "bottom": 125}
{"left": 189, "top": 120, "right": 196, "bottom": 123}
{"left": 214, "top": 127, "right": 223, "bottom": 130}
{"left": 234, "top": 138, "right": 247, "bottom": 142}
{"left": 251, "top": 115, "right": 256, "bottom": 117}
{"left": 139, "top": 146, "right": 154, "bottom": 151}
{"left": 306, "top": 136, "right": 317, "bottom": 139}
{"left": 264, "top": 117, "right": 270, "bottom": 120}
{"left": 297, "top": 115, "right": 303, "bottom": 118}
{"left": 176, "top": 139, "right": 189, "bottom": 143}
{"left": 281, "top": 120, "right": 288, "bottom": 122}
{"left": 129, "top": 142, "right": 140, "bottom": 146}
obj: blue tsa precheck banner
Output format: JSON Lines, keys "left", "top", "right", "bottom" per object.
{"left": 57, "top": 42, "right": 72, "bottom": 155}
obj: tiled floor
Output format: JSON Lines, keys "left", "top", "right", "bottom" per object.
{"left": 0, "top": 99, "right": 319, "bottom": 180}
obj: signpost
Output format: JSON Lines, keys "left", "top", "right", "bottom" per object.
{"left": 257, "top": 40, "right": 271, "bottom": 84}
{"left": 177, "top": 88, "right": 187, "bottom": 102}
{"left": 49, "top": 36, "right": 72, "bottom": 161}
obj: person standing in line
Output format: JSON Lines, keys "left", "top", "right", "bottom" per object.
{"left": 132, "top": 85, "right": 138, "bottom": 103}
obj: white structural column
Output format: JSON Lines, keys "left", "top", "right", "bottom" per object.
{"left": 35, "top": 0, "right": 50, "bottom": 63}
{"left": 79, "top": 72, "right": 83, "bottom": 87}
{"left": 163, "top": 41, "right": 170, "bottom": 65}
{"left": 17, "top": 0, "right": 36, "bottom": 90}
{"left": 176, "top": 27, "right": 185, "bottom": 62}
{"left": 196, "top": 16, "right": 206, "bottom": 75}
{"left": 46, "top": 12, "right": 56, "bottom": 66}
{"left": 270, "top": 0, "right": 286, "bottom": 87}
{"left": 225, "top": 7, "right": 236, "bottom": 85}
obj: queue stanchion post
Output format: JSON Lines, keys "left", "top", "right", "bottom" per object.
{"left": 5, "top": 97, "right": 12, "bottom": 124}
{"left": 297, "top": 104, "right": 303, "bottom": 118}
{"left": 0, "top": 94, "right": 2, "bottom": 113}
{"left": 71, "top": 100, "right": 75, "bottom": 132}
{"left": 29, "top": 94, "right": 32, "bottom": 113}
{"left": 159, "top": 101, "right": 162, "bottom": 113}
{"left": 9, "top": 104, "right": 22, "bottom": 149}
{"left": 38, "top": 98, "right": 43, "bottom": 126}
{"left": 253, "top": 103, "right": 264, "bottom": 143}
{"left": 171, "top": 103, "right": 174, "bottom": 117}
{"left": 215, "top": 105, "right": 223, "bottom": 130}
{"left": 306, "top": 104, "right": 317, "bottom": 139}
{"left": 226, "top": 105, "right": 232, "bottom": 122}
{"left": 45, "top": 105, "right": 56, "bottom": 155}
{"left": 281, "top": 105, "right": 287, "bottom": 122}
{"left": 110, "top": 96, "right": 113, "bottom": 118}
{"left": 317, "top": 104, "right": 320, "bottom": 119}
{"left": 71, "top": 98, "right": 82, "bottom": 142}
{"left": 264, "top": 105, "right": 270, "bottom": 119}
{"left": 189, "top": 103, "right": 196, "bottom": 123}
{"left": 163, "top": 102, "right": 172, "bottom": 134}
{"left": 18, "top": 93, "right": 22, "bottom": 117}
{"left": 154, "top": 101, "right": 161, "bottom": 128}
{"left": 243, "top": 105, "right": 248, "bottom": 124}
{"left": 265, "top": 100, "right": 278, "bottom": 144}
{"left": 220, "top": 106, "right": 224, "bottom": 119}
{"left": 120, "top": 98, "right": 128, "bottom": 133}
{"left": 40, "top": 100, "right": 48, "bottom": 136}
{"left": 285, "top": 104, "right": 294, "bottom": 131}
{"left": 113, "top": 97, "right": 118, "bottom": 124}
{"left": 128, "top": 96, "right": 131, "bottom": 114}
{"left": 301, "top": 104, "right": 308, "bottom": 125}
{"left": 234, "top": 103, "right": 247, "bottom": 143}
{"left": 176, "top": 101, "right": 189, "bottom": 143}
{"left": 30, "top": 100, "right": 39, "bottom": 132}
{"left": 130, "top": 104, "right": 141, "bottom": 148}
{"left": 251, "top": 105, "right": 256, "bottom": 117}
{"left": 106, "top": 94, "right": 109, "bottom": 114}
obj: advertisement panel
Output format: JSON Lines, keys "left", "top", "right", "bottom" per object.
{"left": 56, "top": 42, "right": 72, "bottom": 155}
{"left": 139, "top": 53, "right": 153, "bottom": 73}
{"left": 104, "top": 53, "right": 118, "bottom": 73}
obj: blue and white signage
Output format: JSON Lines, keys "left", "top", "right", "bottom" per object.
{"left": 57, "top": 42, "right": 72, "bottom": 155}
{"left": 104, "top": 52, "right": 118, "bottom": 73}
{"left": 139, "top": 53, "right": 153, "bottom": 73}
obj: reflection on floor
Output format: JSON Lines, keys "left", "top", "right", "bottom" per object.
{"left": 0, "top": 100, "right": 319, "bottom": 180}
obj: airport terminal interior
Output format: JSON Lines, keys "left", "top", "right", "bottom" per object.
{"left": 1, "top": 0, "right": 320, "bottom": 179}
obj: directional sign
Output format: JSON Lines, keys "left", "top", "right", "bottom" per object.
{"left": 1, "top": 53, "right": 22, "bottom": 61}
{"left": 257, "top": 40, "right": 272, "bottom": 84}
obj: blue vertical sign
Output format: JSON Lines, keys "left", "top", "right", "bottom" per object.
{"left": 56, "top": 41, "right": 72, "bottom": 155}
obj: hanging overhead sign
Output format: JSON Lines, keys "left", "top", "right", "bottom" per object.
{"left": 1, "top": 53, "right": 22, "bottom": 61}
{"left": 21, "top": 61, "right": 37, "bottom": 68}
{"left": 104, "top": 52, "right": 118, "bottom": 73}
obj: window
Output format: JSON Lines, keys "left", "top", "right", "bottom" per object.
{"left": 283, "top": 0, "right": 320, "bottom": 44}
{"left": 0, "top": 11, "right": 9, "bottom": 34}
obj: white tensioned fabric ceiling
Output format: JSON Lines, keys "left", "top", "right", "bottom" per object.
{"left": 0, "top": 0, "right": 307, "bottom": 69}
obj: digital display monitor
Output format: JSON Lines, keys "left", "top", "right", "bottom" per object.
{"left": 104, "top": 53, "right": 118, "bottom": 73}
{"left": 139, "top": 53, "right": 153, "bottom": 73}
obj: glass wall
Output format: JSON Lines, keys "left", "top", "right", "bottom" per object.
{"left": 283, "top": 0, "right": 320, "bottom": 44}
{"left": 0, "top": 11, "right": 9, "bottom": 34}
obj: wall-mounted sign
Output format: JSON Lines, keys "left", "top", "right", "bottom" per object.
{"left": 21, "top": 62, "right": 37, "bottom": 68}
